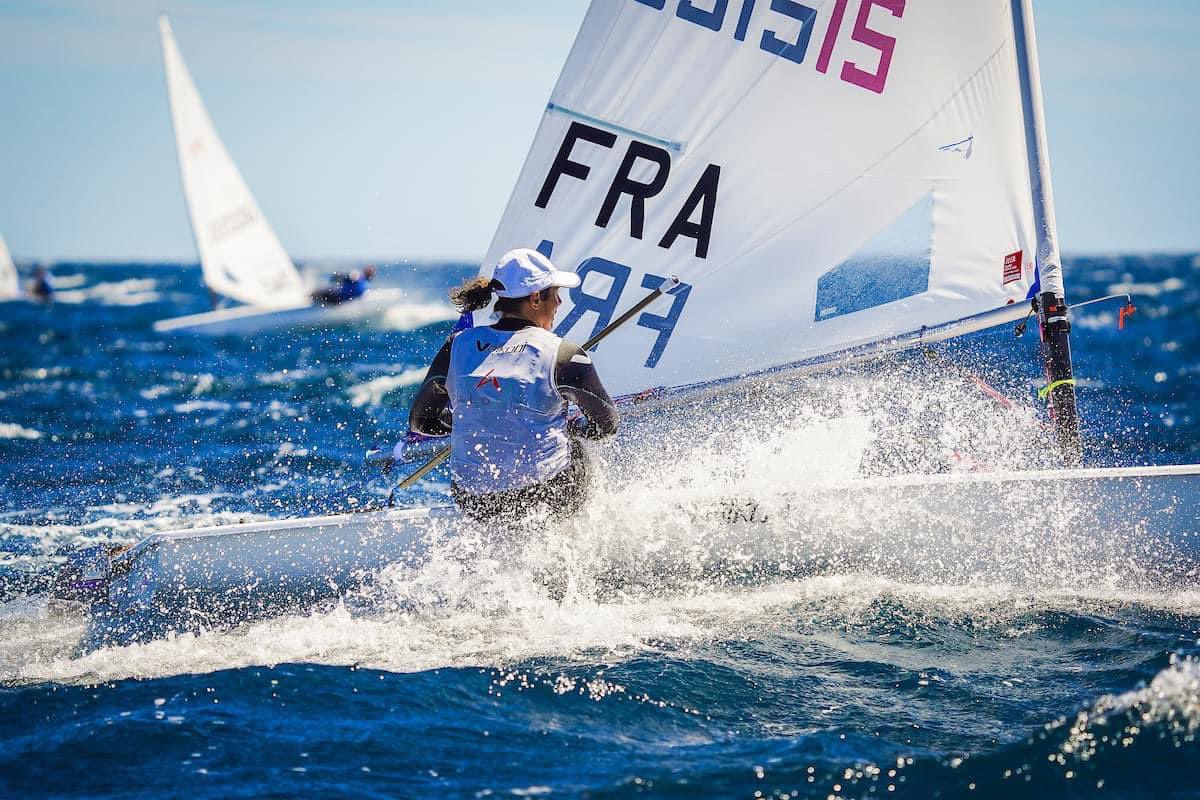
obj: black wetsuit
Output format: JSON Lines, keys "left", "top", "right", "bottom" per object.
{"left": 409, "top": 317, "right": 618, "bottom": 519}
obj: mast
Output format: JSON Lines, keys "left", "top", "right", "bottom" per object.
{"left": 1011, "top": 0, "right": 1081, "bottom": 466}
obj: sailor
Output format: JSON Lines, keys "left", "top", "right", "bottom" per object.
{"left": 311, "top": 265, "right": 376, "bottom": 305}
{"left": 409, "top": 248, "right": 618, "bottom": 520}
{"left": 29, "top": 266, "right": 54, "bottom": 303}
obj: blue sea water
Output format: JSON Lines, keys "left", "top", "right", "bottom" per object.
{"left": 0, "top": 255, "right": 1197, "bottom": 798}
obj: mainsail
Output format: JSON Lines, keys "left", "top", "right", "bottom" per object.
{"left": 484, "top": 0, "right": 1065, "bottom": 399}
{"left": 0, "top": 234, "right": 17, "bottom": 300}
{"left": 158, "top": 15, "right": 308, "bottom": 309}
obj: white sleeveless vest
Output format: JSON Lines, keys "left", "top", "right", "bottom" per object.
{"left": 446, "top": 324, "right": 572, "bottom": 494}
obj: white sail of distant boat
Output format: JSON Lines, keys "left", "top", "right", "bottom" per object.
{"left": 153, "top": 15, "right": 407, "bottom": 335}
{"left": 483, "top": 0, "right": 1057, "bottom": 404}
{"left": 158, "top": 15, "right": 307, "bottom": 309}
{"left": 0, "top": 234, "right": 18, "bottom": 300}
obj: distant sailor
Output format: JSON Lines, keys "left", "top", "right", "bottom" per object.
{"left": 409, "top": 248, "right": 618, "bottom": 520}
{"left": 311, "top": 265, "right": 375, "bottom": 306}
{"left": 29, "top": 266, "right": 54, "bottom": 303}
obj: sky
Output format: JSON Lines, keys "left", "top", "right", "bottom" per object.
{"left": 0, "top": 0, "right": 1197, "bottom": 263}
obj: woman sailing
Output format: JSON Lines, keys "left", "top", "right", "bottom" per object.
{"left": 409, "top": 248, "right": 618, "bottom": 520}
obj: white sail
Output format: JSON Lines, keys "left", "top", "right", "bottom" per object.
{"left": 484, "top": 0, "right": 1057, "bottom": 397}
{"left": 0, "top": 234, "right": 17, "bottom": 300}
{"left": 159, "top": 15, "right": 308, "bottom": 309}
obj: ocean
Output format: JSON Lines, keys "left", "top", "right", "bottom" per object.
{"left": 0, "top": 254, "right": 1197, "bottom": 798}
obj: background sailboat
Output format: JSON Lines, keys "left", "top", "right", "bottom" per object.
{"left": 0, "top": 234, "right": 19, "bottom": 301}
{"left": 152, "top": 15, "right": 404, "bottom": 335}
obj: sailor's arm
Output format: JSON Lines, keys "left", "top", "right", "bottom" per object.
{"left": 555, "top": 341, "right": 618, "bottom": 439}
{"left": 408, "top": 336, "right": 454, "bottom": 436}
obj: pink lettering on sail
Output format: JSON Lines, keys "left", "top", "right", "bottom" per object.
{"left": 815, "top": 0, "right": 850, "bottom": 75}
{"left": 840, "top": 0, "right": 906, "bottom": 95}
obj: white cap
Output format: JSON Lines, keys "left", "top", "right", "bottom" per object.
{"left": 491, "top": 248, "right": 580, "bottom": 298}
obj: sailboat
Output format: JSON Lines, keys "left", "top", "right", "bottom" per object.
{"left": 151, "top": 16, "right": 404, "bottom": 335}
{"left": 0, "top": 234, "right": 20, "bottom": 301}
{"left": 59, "top": 1, "right": 1199, "bottom": 646}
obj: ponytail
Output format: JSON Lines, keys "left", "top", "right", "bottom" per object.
{"left": 449, "top": 277, "right": 553, "bottom": 315}
{"left": 449, "top": 276, "right": 501, "bottom": 313}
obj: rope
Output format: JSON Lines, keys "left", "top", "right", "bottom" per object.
{"left": 1038, "top": 378, "right": 1076, "bottom": 401}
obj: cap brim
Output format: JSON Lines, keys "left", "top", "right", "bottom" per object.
{"left": 548, "top": 270, "right": 582, "bottom": 289}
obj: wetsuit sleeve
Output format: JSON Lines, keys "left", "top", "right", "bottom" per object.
{"left": 408, "top": 336, "right": 454, "bottom": 436}
{"left": 555, "top": 341, "right": 618, "bottom": 439}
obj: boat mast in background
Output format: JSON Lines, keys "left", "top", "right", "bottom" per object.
{"left": 1012, "top": 0, "right": 1081, "bottom": 466}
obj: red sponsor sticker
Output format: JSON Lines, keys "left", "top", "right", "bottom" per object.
{"left": 1003, "top": 250, "right": 1023, "bottom": 284}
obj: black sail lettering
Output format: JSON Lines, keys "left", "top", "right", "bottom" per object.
{"left": 535, "top": 122, "right": 618, "bottom": 209}
{"left": 658, "top": 163, "right": 720, "bottom": 259}
{"left": 594, "top": 140, "right": 672, "bottom": 239}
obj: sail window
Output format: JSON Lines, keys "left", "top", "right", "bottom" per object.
{"left": 814, "top": 192, "right": 933, "bottom": 322}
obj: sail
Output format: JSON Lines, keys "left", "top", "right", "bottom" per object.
{"left": 0, "top": 235, "right": 17, "bottom": 300}
{"left": 483, "top": 0, "right": 1058, "bottom": 397}
{"left": 158, "top": 16, "right": 307, "bottom": 309}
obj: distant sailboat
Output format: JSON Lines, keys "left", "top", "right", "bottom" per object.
{"left": 152, "top": 15, "right": 403, "bottom": 335}
{"left": 0, "top": 234, "right": 19, "bottom": 301}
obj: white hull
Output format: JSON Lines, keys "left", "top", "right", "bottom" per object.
{"left": 153, "top": 288, "right": 407, "bottom": 335}
{"left": 69, "top": 464, "right": 1200, "bottom": 648}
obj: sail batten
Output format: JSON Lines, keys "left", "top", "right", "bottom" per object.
{"left": 546, "top": 104, "right": 686, "bottom": 152}
{"left": 158, "top": 16, "right": 307, "bottom": 309}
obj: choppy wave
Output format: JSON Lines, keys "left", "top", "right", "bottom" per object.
{"left": 1106, "top": 276, "right": 1187, "bottom": 298}
{"left": 5, "top": 570, "right": 1198, "bottom": 685}
{"left": 380, "top": 301, "right": 458, "bottom": 331}
{"left": 3, "top": 566, "right": 1197, "bottom": 797}
{"left": 0, "top": 423, "right": 41, "bottom": 440}
{"left": 346, "top": 368, "right": 426, "bottom": 408}
{"left": 54, "top": 278, "right": 161, "bottom": 306}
